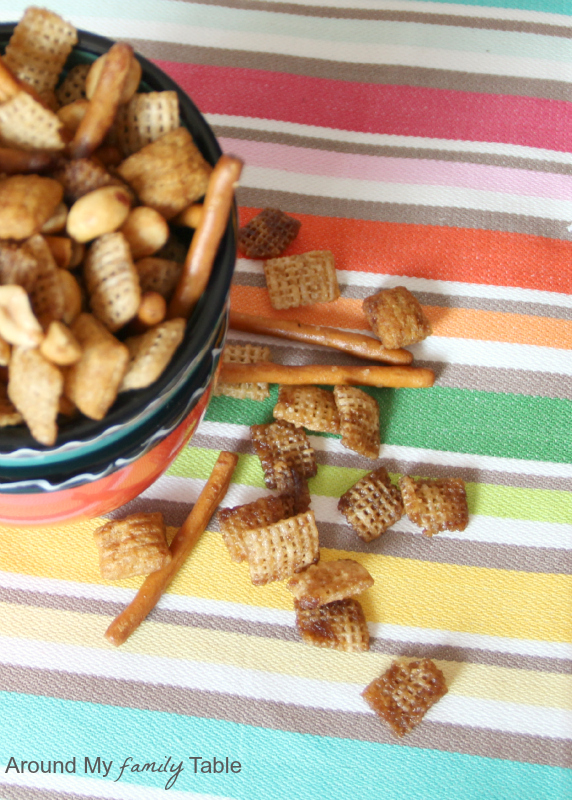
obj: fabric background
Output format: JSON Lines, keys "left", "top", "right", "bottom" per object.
{"left": 0, "top": 0, "right": 571, "bottom": 798}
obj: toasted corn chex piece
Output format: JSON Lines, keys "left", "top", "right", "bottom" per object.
{"left": 0, "top": 175, "right": 63, "bottom": 240}
{"left": 273, "top": 459, "right": 311, "bottom": 514}
{"left": 115, "top": 91, "right": 180, "bottom": 156}
{"left": 93, "top": 511, "right": 172, "bottom": 580}
{"left": 218, "top": 494, "right": 296, "bottom": 563}
{"left": 287, "top": 559, "right": 374, "bottom": 609}
{"left": 273, "top": 384, "right": 340, "bottom": 433}
{"left": 238, "top": 207, "right": 301, "bottom": 259}
{"left": 0, "top": 285, "right": 43, "bottom": 348}
{"left": 120, "top": 318, "right": 186, "bottom": 391}
{"left": 26, "top": 234, "right": 65, "bottom": 328}
{"left": 362, "top": 658, "right": 447, "bottom": 737}
{"left": 251, "top": 419, "right": 317, "bottom": 489}
{"left": 363, "top": 286, "right": 432, "bottom": 349}
{"left": 135, "top": 257, "right": 182, "bottom": 299}
{"left": 0, "top": 91, "right": 66, "bottom": 152}
{"left": 0, "top": 381, "right": 23, "bottom": 427}
{"left": 338, "top": 467, "right": 403, "bottom": 542}
{"left": 56, "top": 63, "right": 90, "bottom": 106}
{"left": 242, "top": 509, "right": 320, "bottom": 585}
{"left": 117, "top": 127, "right": 212, "bottom": 219}
{"left": 8, "top": 345, "right": 63, "bottom": 445}
{"left": 40, "top": 320, "right": 82, "bottom": 366}
{"left": 4, "top": 7, "right": 77, "bottom": 96}
{"left": 295, "top": 597, "right": 369, "bottom": 653}
{"left": 65, "top": 313, "right": 129, "bottom": 420}
{"left": 0, "top": 239, "right": 39, "bottom": 292}
{"left": 264, "top": 250, "right": 339, "bottom": 310}
{"left": 52, "top": 157, "right": 129, "bottom": 204}
{"left": 399, "top": 475, "right": 469, "bottom": 537}
{"left": 333, "top": 385, "right": 380, "bottom": 460}
{"left": 215, "top": 343, "right": 271, "bottom": 401}
{"left": 84, "top": 232, "right": 141, "bottom": 332}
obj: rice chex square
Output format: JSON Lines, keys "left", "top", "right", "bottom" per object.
{"left": 338, "top": 467, "right": 403, "bottom": 541}
{"left": 399, "top": 475, "right": 468, "bottom": 537}
{"left": 218, "top": 494, "right": 296, "bottom": 563}
{"left": 333, "top": 385, "right": 380, "bottom": 460}
{"left": 251, "top": 419, "right": 316, "bottom": 489}
{"left": 238, "top": 207, "right": 301, "bottom": 259}
{"left": 264, "top": 250, "right": 339, "bottom": 309}
{"left": 363, "top": 286, "right": 432, "bottom": 350}
{"left": 287, "top": 559, "right": 374, "bottom": 609}
{"left": 273, "top": 384, "right": 340, "bottom": 433}
{"left": 295, "top": 598, "right": 370, "bottom": 653}
{"left": 215, "top": 343, "right": 271, "bottom": 401}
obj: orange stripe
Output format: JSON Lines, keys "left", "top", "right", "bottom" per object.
{"left": 238, "top": 207, "right": 572, "bottom": 294}
{"left": 230, "top": 286, "right": 572, "bottom": 349}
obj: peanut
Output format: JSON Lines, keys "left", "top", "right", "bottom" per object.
{"left": 66, "top": 185, "right": 132, "bottom": 243}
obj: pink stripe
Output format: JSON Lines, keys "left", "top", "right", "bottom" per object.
{"left": 156, "top": 60, "right": 572, "bottom": 153}
{"left": 219, "top": 136, "right": 572, "bottom": 201}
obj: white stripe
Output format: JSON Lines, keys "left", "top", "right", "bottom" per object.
{"left": 243, "top": 165, "right": 572, "bottom": 224}
{"left": 235, "top": 258, "right": 572, "bottom": 308}
{"left": 210, "top": 114, "right": 572, "bottom": 167}
{"left": 0, "top": 636, "right": 570, "bottom": 739}
{"left": 0, "top": 570, "right": 570, "bottom": 660}
{"left": 196, "top": 419, "right": 572, "bottom": 478}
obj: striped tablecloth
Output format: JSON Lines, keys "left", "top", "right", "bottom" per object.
{"left": 0, "top": 1, "right": 571, "bottom": 798}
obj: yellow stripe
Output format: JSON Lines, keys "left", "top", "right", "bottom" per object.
{"left": 1, "top": 524, "right": 570, "bottom": 643}
{"left": 0, "top": 601, "right": 570, "bottom": 711}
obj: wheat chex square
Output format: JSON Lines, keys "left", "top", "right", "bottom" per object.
{"left": 251, "top": 419, "right": 316, "bottom": 489}
{"left": 295, "top": 598, "right": 370, "bottom": 653}
{"left": 399, "top": 475, "right": 468, "bottom": 537}
{"left": 273, "top": 384, "right": 340, "bottom": 433}
{"left": 93, "top": 511, "right": 171, "bottom": 580}
{"left": 264, "top": 250, "right": 339, "bottom": 309}
{"left": 363, "top": 286, "right": 432, "bottom": 349}
{"left": 287, "top": 559, "right": 374, "bottom": 609}
{"left": 238, "top": 207, "right": 301, "bottom": 259}
{"left": 218, "top": 494, "right": 296, "bottom": 563}
{"left": 338, "top": 467, "right": 403, "bottom": 541}
{"left": 333, "top": 385, "right": 380, "bottom": 460}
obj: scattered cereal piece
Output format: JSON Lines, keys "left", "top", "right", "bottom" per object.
{"left": 333, "top": 385, "right": 380, "bottom": 460}
{"left": 264, "top": 250, "right": 339, "bottom": 310}
{"left": 251, "top": 419, "right": 317, "bottom": 489}
{"left": 273, "top": 384, "right": 340, "bottom": 433}
{"left": 238, "top": 207, "right": 301, "bottom": 259}
{"left": 363, "top": 286, "right": 432, "bottom": 350}
{"left": 399, "top": 475, "right": 469, "bottom": 537}
{"left": 218, "top": 494, "right": 296, "bottom": 562}
{"left": 93, "top": 511, "right": 172, "bottom": 580}
{"left": 273, "top": 459, "right": 311, "bottom": 514}
{"left": 287, "top": 559, "right": 374, "bottom": 609}
{"left": 338, "top": 467, "right": 403, "bottom": 542}
{"left": 362, "top": 658, "right": 447, "bottom": 737}
{"left": 215, "top": 343, "right": 271, "bottom": 401}
{"left": 295, "top": 598, "right": 369, "bottom": 653}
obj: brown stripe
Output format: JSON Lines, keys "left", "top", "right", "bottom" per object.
{"left": 128, "top": 39, "right": 572, "bottom": 104}
{"left": 236, "top": 186, "right": 572, "bottom": 241}
{"left": 217, "top": 124, "right": 572, "bottom": 178}
{"left": 0, "top": 788, "right": 102, "bottom": 800}
{"left": 0, "top": 665, "right": 569, "bottom": 768}
{"left": 170, "top": 0, "right": 572, "bottom": 39}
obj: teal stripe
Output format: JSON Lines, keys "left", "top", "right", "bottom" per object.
{"left": 205, "top": 386, "right": 572, "bottom": 464}
{"left": 0, "top": 692, "right": 570, "bottom": 800}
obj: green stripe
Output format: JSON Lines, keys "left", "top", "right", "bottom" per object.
{"left": 169, "top": 447, "right": 572, "bottom": 525}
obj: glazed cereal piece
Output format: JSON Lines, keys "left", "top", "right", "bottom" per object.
{"left": 84, "top": 232, "right": 141, "bottom": 332}
{"left": 0, "top": 175, "right": 64, "bottom": 241}
{"left": 0, "top": 92, "right": 66, "bottom": 152}
{"left": 363, "top": 286, "right": 432, "bottom": 350}
{"left": 52, "top": 158, "right": 129, "bottom": 204}
{"left": 214, "top": 343, "right": 271, "bottom": 401}
{"left": 273, "top": 459, "right": 311, "bottom": 514}
{"left": 273, "top": 384, "right": 340, "bottom": 434}
{"left": 119, "top": 318, "right": 186, "bottom": 391}
{"left": 399, "top": 475, "right": 468, "bottom": 537}
{"left": 242, "top": 509, "right": 320, "bottom": 585}
{"left": 287, "top": 559, "right": 374, "bottom": 609}
{"left": 238, "top": 207, "right": 301, "bottom": 259}
{"left": 295, "top": 598, "right": 369, "bottom": 653}
{"left": 115, "top": 91, "right": 180, "bottom": 156}
{"left": 333, "top": 385, "right": 380, "bottom": 460}
{"left": 251, "top": 419, "right": 317, "bottom": 489}
{"left": 362, "top": 658, "right": 447, "bottom": 737}
{"left": 264, "top": 250, "right": 339, "bottom": 310}
{"left": 338, "top": 467, "right": 403, "bottom": 542}
{"left": 8, "top": 346, "right": 63, "bottom": 445}
{"left": 218, "top": 494, "right": 296, "bottom": 562}
{"left": 93, "top": 511, "right": 172, "bottom": 580}
{"left": 26, "top": 234, "right": 66, "bottom": 328}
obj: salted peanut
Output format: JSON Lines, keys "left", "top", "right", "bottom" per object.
{"left": 0, "top": 239, "right": 39, "bottom": 292}
{"left": 135, "top": 257, "right": 182, "bottom": 300}
{"left": 0, "top": 91, "right": 66, "bottom": 151}
{"left": 0, "top": 381, "right": 22, "bottom": 427}
{"left": 65, "top": 313, "right": 130, "bottom": 420}
{"left": 41, "top": 202, "right": 68, "bottom": 235}
{"left": 56, "top": 97, "right": 88, "bottom": 134}
{"left": 55, "top": 63, "right": 90, "bottom": 106}
{"left": 273, "top": 385, "right": 340, "bottom": 433}
{"left": 287, "top": 559, "right": 374, "bottom": 609}
{"left": 338, "top": 467, "right": 403, "bottom": 542}
{"left": 66, "top": 185, "right": 132, "bottom": 243}
{"left": 173, "top": 203, "right": 203, "bottom": 229}
{"left": 362, "top": 659, "right": 447, "bottom": 737}
{"left": 295, "top": 598, "right": 369, "bottom": 653}
{"left": 0, "top": 336, "right": 10, "bottom": 367}
{"left": 238, "top": 208, "right": 301, "bottom": 259}
{"left": 0, "top": 285, "right": 43, "bottom": 348}
{"left": 114, "top": 91, "right": 179, "bottom": 156}
{"left": 264, "top": 251, "right": 339, "bottom": 310}
{"left": 44, "top": 236, "right": 72, "bottom": 269}
{"left": 399, "top": 475, "right": 469, "bottom": 537}
{"left": 52, "top": 157, "right": 129, "bottom": 204}
{"left": 117, "top": 127, "right": 212, "bottom": 219}
{"left": 242, "top": 509, "right": 320, "bottom": 585}
{"left": 119, "top": 318, "right": 185, "bottom": 392}
{"left": 8, "top": 345, "right": 63, "bottom": 445}
{"left": 251, "top": 419, "right": 317, "bottom": 489}
{"left": 58, "top": 270, "right": 83, "bottom": 326}
{"left": 86, "top": 51, "right": 142, "bottom": 106}
{"left": 333, "top": 385, "right": 380, "bottom": 460}
{"left": 26, "top": 234, "right": 65, "bottom": 328}
{"left": 3, "top": 7, "right": 77, "bottom": 96}
{"left": 136, "top": 291, "right": 167, "bottom": 328}
{"left": 214, "top": 343, "right": 271, "bottom": 401}
{"left": 0, "top": 146, "right": 55, "bottom": 175}
{"left": 83, "top": 232, "right": 141, "bottom": 332}
{"left": 93, "top": 511, "right": 171, "bottom": 581}
{"left": 363, "top": 286, "right": 432, "bottom": 349}
{"left": 218, "top": 494, "right": 296, "bottom": 563}
{"left": 0, "top": 174, "right": 63, "bottom": 240}
{"left": 273, "top": 459, "right": 311, "bottom": 515}
{"left": 40, "top": 320, "right": 82, "bottom": 366}
{"left": 120, "top": 206, "right": 169, "bottom": 259}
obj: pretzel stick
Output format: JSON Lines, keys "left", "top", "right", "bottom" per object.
{"left": 168, "top": 154, "right": 243, "bottom": 320}
{"left": 229, "top": 310, "right": 413, "bottom": 365}
{"left": 105, "top": 451, "right": 239, "bottom": 646}
{"left": 69, "top": 43, "right": 133, "bottom": 160}
{"left": 219, "top": 362, "right": 434, "bottom": 389}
